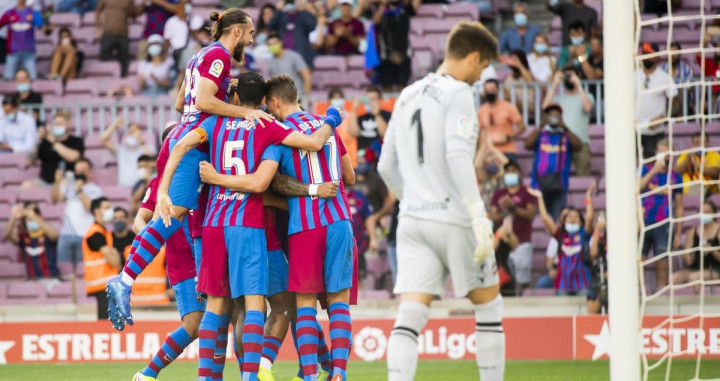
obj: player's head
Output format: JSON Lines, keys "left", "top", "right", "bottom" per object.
{"left": 234, "top": 71, "right": 267, "bottom": 109}
{"left": 444, "top": 22, "right": 498, "bottom": 84}
{"left": 265, "top": 73, "right": 299, "bottom": 120}
{"left": 209, "top": 8, "right": 254, "bottom": 62}
{"left": 90, "top": 197, "right": 112, "bottom": 224}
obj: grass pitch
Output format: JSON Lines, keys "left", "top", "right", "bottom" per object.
{"left": 2, "top": 359, "right": 720, "bottom": 380}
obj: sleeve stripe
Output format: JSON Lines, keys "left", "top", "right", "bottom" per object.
{"left": 194, "top": 128, "right": 208, "bottom": 143}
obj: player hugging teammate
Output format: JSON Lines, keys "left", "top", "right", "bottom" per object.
{"left": 105, "top": 7, "right": 356, "bottom": 381}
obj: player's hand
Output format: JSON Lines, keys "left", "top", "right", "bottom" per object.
{"left": 317, "top": 182, "right": 339, "bottom": 198}
{"left": 471, "top": 217, "right": 494, "bottom": 263}
{"left": 157, "top": 192, "right": 175, "bottom": 227}
{"left": 198, "top": 161, "right": 218, "bottom": 185}
{"left": 246, "top": 109, "right": 274, "bottom": 127}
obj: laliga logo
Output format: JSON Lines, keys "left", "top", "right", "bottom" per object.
{"left": 353, "top": 327, "right": 387, "bottom": 361}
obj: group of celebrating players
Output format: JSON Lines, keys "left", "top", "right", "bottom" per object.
{"left": 102, "top": 5, "right": 506, "bottom": 381}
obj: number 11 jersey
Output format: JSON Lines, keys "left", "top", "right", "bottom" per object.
{"left": 195, "top": 115, "right": 293, "bottom": 228}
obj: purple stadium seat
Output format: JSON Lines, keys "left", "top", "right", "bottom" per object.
{"left": 97, "top": 78, "right": 139, "bottom": 96}
{"left": 359, "top": 289, "right": 390, "bottom": 300}
{"left": 422, "top": 19, "right": 459, "bottom": 34}
{"left": 0, "top": 242, "right": 17, "bottom": 261}
{"left": 75, "top": 263, "right": 84, "bottom": 277}
{"left": 129, "top": 24, "right": 143, "bottom": 40}
{"left": 7, "top": 281, "right": 47, "bottom": 303}
{"left": 314, "top": 55, "right": 347, "bottom": 72}
{"left": 550, "top": 17, "right": 562, "bottom": 31}
{"left": 416, "top": 4, "right": 445, "bottom": 18}
{"left": 57, "top": 262, "right": 73, "bottom": 277}
{"left": 410, "top": 19, "right": 423, "bottom": 36}
{"left": 548, "top": 30, "right": 562, "bottom": 47}
{"left": 102, "top": 186, "right": 132, "bottom": 203}
{"left": 82, "top": 60, "right": 121, "bottom": 78}
{"left": 245, "top": 7, "right": 260, "bottom": 21}
{"left": 17, "top": 188, "right": 52, "bottom": 204}
{"left": 361, "top": 274, "right": 376, "bottom": 290}
{"left": 0, "top": 80, "right": 16, "bottom": 94}
{"left": 73, "top": 27, "right": 99, "bottom": 45}
{"left": 0, "top": 263, "right": 27, "bottom": 279}
{"left": 347, "top": 55, "right": 365, "bottom": 70}
{"left": 444, "top": 2, "right": 479, "bottom": 21}
{"left": 585, "top": 0, "right": 602, "bottom": 20}
{"left": 193, "top": 0, "right": 220, "bottom": 6}
{"left": 48, "top": 281, "right": 73, "bottom": 299}
{"left": 588, "top": 124, "right": 604, "bottom": 139}
{"left": 36, "top": 41, "right": 55, "bottom": 60}
{"left": 50, "top": 12, "right": 81, "bottom": 28}
{"left": 77, "top": 42, "right": 99, "bottom": 60}
{"left": 82, "top": 12, "right": 96, "bottom": 26}
{"left": 65, "top": 79, "right": 98, "bottom": 96}
{"left": 84, "top": 134, "right": 109, "bottom": 150}
{"left": 0, "top": 152, "right": 26, "bottom": 169}
{"left": 84, "top": 148, "right": 112, "bottom": 169}
{"left": 530, "top": 288, "right": 556, "bottom": 297}
{"left": 42, "top": 204, "right": 65, "bottom": 222}
{"left": 32, "top": 80, "right": 63, "bottom": 97}
{"left": 568, "top": 176, "right": 596, "bottom": 192}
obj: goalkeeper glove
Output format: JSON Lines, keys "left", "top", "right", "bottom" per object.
{"left": 465, "top": 199, "right": 494, "bottom": 263}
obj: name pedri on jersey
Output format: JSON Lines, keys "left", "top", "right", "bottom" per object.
{"left": 168, "top": 42, "right": 232, "bottom": 142}
{"left": 270, "top": 111, "right": 350, "bottom": 235}
{"left": 196, "top": 115, "right": 293, "bottom": 228}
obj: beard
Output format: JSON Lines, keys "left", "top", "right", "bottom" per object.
{"left": 232, "top": 42, "right": 246, "bottom": 62}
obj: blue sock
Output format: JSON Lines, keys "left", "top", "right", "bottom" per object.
{"left": 212, "top": 313, "right": 231, "bottom": 379}
{"left": 296, "top": 307, "right": 319, "bottom": 381}
{"left": 291, "top": 319, "right": 302, "bottom": 378}
{"left": 142, "top": 326, "right": 192, "bottom": 378}
{"left": 242, "top": 310, "right": 265, "bottom": 381}
{"left": 198, "top": 312, "right": 221, "bottom": 379}
{"left": 329, "top": 302, "right": 352, "bottom": 381}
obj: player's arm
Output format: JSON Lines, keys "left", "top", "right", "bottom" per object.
{"left": 280, "top": 108, "right": 345, "bottom": 152}
{"left": 175, "top": 79, "right": 186, "bottom": 113}
{"left": 377, "top": 114, "right": 403, "bottom": 198}
{"left": 134, "top": 207, "right": 154, "bottom": 234}
{"left": 200, "top": 159, "right": 279, "bottom": 194}
{"left": 270, "top": 173, "right": 339, "bottom": 198}
{"left": 195, "top": 77, "right": 273, "bottom": 125}
{"left": 341, "top": 153, "right": 355, "bottom": 186}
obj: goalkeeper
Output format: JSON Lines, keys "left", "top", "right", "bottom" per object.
{"left": 377, "top": 21, "right": 504, "bottom": 381}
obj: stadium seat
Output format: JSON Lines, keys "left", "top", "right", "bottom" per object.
{"left": 32, "top": 79, "right": 63, "bottom": 97}
{"left": 314, "top": 55, "right": 347, "bottom": 73}
{"left": 65, "top": 79, "right": 98, "bottom": 97}
{"left": 49, "top": 12, "right": 81, "bottom": 28}
{"left": 42, "top": 204, "right": 65, "bottom": 222}
{"left": 0, "top": 80, "right": 16, "bottom": 95}
{"left": 0, "top": 242, "right": 16, "bottom": 261}
{"left": 416, "top": 4, "right": 446, "bottom": 19}
{"left": 444, "top": 2, "right": 479, "bottom": 21}
{"left": 347, "top": 55, "right": 365, "bottom": 71}
{"left": 7, "top": 281, "right": 48, "bottom": 303}
{"left": 102, "top": 186, "right": 132, "bottom": 203}
{"left": 17, "top": 188, "right": 52, "bottom": 204}
{"left": 0, "top": 153, "right": 27, "bottom": 169}
{"left": 82, "top": 60, "right": 121, "bottom": 78}
{"left": 359, "top": 289, "right": 390, "bottom": 300}
{"left": 0, "top": 263, "right": 27, "bottom": 279}
{"left": 57, "top": 262, "right": 74, "bottom": 277}
{"left": 47, "top": 281, "right": 74, "bottom": 301}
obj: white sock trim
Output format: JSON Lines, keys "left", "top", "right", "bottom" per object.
{"left": 259, "top": 357, "right": 272, "bottom": 371}
{"left": 120, "top": 272, "right": 134, "bottom": 287}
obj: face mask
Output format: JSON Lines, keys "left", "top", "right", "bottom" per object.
{"left": 285, "top": 3, "right": 295, "bottom": 11}
{"left": 26, "top": 220, "right": 40, "bottom": 231}
{"left": 485, "top": 163, "right": 500, "bottom": 176}
{"left": 268, "top": 43, "right": 282, "bottom": 55}
{"left": 137, "top": 167, "right": 147, "bottom": 178}
{"left": 514, "top": 13, "right": 528, "bottom": 26}
{"left": 545, "top": 125, "right": 561, "bottom": 133}
{"left": 571, "top": 36, "right": 584, "bottom": 46}
{"left": 102, "top": 208, "right": 114, "bottom": 223}
{"left": 61, "top": 37, "right": 71, "bottom": 46}
{"left": 52, "top": 125, "right": 66, "bottom": 137}
{"left": 6, "top": 113, "right": 16, "bottom": 121}
{"left": 113, "top": 220, "right": 127, "bottom": 232}
{"left": 534, "top": 43, "right": 548, "bottom": 53}
{"left": 702, "top": 215, "right": 714, "bottom": 225}
{"left": 330, "top": 99, "right": 345, "bottom": 109}
{"left": 642, "top": 60, "right": 654, "bottom": 70}
{"left": 485, "top": 93, "right": 497, "bottom": 103}
{"left": 16, "top": 83, "right": 30, "bottom": 93}
{"left": 565, "top": 223, "right": 581, "bottom": 234}
{"left": 148, "top": 44, "right": 162, "bottom": 57}
{"left": 503, "top": 173, "right": 519, "bottom": 187}
{"left": 548, "top": 116, "right": 561, "bottom": 127}
{"left": 124, "top": 136, "right": 138, "bottom": 147}
{"left": 564, "top": 79, "right": 575, "bottom": 91}
{"left": 184, "top": 3, "right": 192, "bottom": 14}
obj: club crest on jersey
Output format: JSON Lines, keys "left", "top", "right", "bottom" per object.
{"left": 209, "top": 59, "right": 223, "bottom": 78}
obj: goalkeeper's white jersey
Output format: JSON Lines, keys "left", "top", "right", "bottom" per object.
{"left": 378, "top": 72, "right": 480, "bottom": 227}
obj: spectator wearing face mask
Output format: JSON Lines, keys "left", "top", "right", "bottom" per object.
{"left": 547, "top": 0, "right": 598, "bottom": 46}
{"left": 636, "top": 42, "right": 677, "bottom": 158}
{"left": 503, "top": 49, "right": 536, "bottom": 117}
{"left": 478, "top": 79, "right": 525, "bottom": 162}
{"left": 13, "top": 68, "right": 41, "bottom": 104}
{"left": 498, "top": 2, "right": 542, "bottom": 55}
{"left": 674, "top": 133, "right": 720, "bottom": 195}
{"left": 542, "top": 67, "right": 594, "bottom": 176}
{"left": 534, "top": 206, "right": 571, "bottom": 289}
{"left": 3, "top": 202, "right": 60, "bottom": 280}
{"left": 21, "top": 110, "right": 84, "bottom": 189}
{"left": 528, "top": 186, "right": 594, "bottom": 296}
{"left": 662, "top": 42, "right": 693, "bottom": 84}
{"left": 83, "top": 197, "right": 121, "bottom": 320}
{"left": 639, "top": 138, "right": 683, "bottom": 291}
{"left": 48, "top": 28, "right": 80, "bottom": 82}
{"left": 525, "top": 104, "right": 583, "bottom": 219}
{"left": 138, "top": 34, "right": 174, "bottom": 97}
{"left": 130, "top": 154, "right": 156, "bottom": 215}
{"left": 475, "top": 130, "right": 510, "bottom": 210}
{"left": 100, "top": 117, "right": 155, "bottom": 187}
{"left": 557, "top": 21, "right": 591, "bottom": 69}
{"left": 163, "top": 0, "right": 203, "bottom": 68}
{"left": 578, "top": 35, "right": 603, "bottom": 80}
{"left": 267, "top": 32, "right": 313, "bottom": 104}
{"left": 348, "top": 85, "right": 391, "bottom": 151}
{"left": 110, "top": 207, "right": 135, "bottom": 268}
{"left": 327, "top": 87, "right": 358, "bottom": 167}
{"left": 53, "top": 158, "right": 104, "bottom": 268}
{"left": 490, "top": 161, "right": 538, "bottom": 291}
{"left": 0, "top": 94, "right": 36, "bottom": 154}
{"left": 268, "top": 0, "right": 318, "bottom": 68}
{"left": 527, "top": 34, "right": 555, "bottom": 83}
{"left": 326, "top": 0, "right": 365, "bottom": 55}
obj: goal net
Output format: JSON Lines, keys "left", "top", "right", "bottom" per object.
{"left": 623, "top": 0, "right": 720, "bottom": 380}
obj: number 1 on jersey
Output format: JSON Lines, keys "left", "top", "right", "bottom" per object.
{"left": 412, "top": 109, "right": 424, "bottom": 164}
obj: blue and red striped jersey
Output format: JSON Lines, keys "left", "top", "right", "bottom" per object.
{"left": 168, "top": 42, "right": 231, "bottom": 143}
{"left": 554, "top": 230, "right": 591, "bottom": 292}
{"left": 197, "top": 115, "right": 292, "bottom": 228}
{"left": 271, "top": 111, "right": 351, "bottom": 235}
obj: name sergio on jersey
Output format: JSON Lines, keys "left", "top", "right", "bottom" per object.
{"left": 225, "top": 119, "right": 256, "bottom": 131}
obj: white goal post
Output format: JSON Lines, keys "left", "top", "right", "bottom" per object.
{"left": 605, "top": 0, "right": 641, "bottom": 380}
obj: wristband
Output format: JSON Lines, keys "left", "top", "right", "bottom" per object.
{"left": 324, "top": 107, "right": 344, "bottom": 130}
{"left": 309, "top": 184, "right": 319, "bottom": 196}
{"left": 584, "top": 198, "right": 592, "bottom": 205}
{"left": 495, "top": 231, "right": 503, "bottom": 240}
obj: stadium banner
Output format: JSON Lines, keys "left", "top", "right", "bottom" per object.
{"left": 0, "top": 315, "right": 719, "bottom": 364}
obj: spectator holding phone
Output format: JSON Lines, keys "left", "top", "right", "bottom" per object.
{"left": 100, "top": 117, "right": 155, "bottom": 187}
{"left": 52, "top": 158, "right": 104, "bottom": 268}
{"left": 3, "top": 202, "right": 60, "bottom": 280}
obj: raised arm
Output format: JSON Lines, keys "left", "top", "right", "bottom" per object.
{"left": 279, "top": 108, "right": 344, "bottom": 152}
{"left": 527, "top": 187, "right": 557, "bottom": 235}
{"left": 524, "top": 124, "right": 542, "bottom": 151}
{"left": 584, "top": 180, "right": 597, "bottom": 232}
{"left": 101, "top": 117, "right": 122, "bottom": 154}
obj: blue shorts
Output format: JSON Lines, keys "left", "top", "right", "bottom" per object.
{"left": 167, "top": 138, "right": 208, "bottom": 210}
{"left": 267, "top": 249, "right": 289, "bottom": 297}
{"left": 173, "top": 277, "right": 205, "bottom": 319}
{"left": 288, "top": 220, "right": 354, "bottom": 294}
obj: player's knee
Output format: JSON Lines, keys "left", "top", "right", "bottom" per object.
{"left": 182, "top": 311, "right": 203, "bottom": 338}
{"left": 467, "top": 285, "right": 500, "bottom": 305}
{"left": 392, "top": 301, "right": 430, "bottom": 339}
{"left": 473, "top": 294, "right": 503, "bottom": 328}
